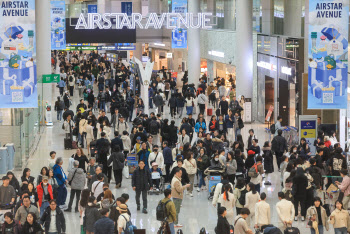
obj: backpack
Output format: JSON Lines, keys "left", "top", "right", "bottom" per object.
{"left": 270, "top": 124, "right": 276, "bottom": 134}
{"left": 199, "top": 228, "right": 207, "bottom": 234}
{"left": 99, "top": 92, "right": 106, "bottom": 101}
{"left": 248, "top": 163, "right": 262, "bottom": 178}
{"left": 215, "top": 218, "right": 239, "bottom": 234}
{"left": 122, "top": 215, "right": 135, "bottom": 234}
{"left": 238, "top": 188, "right": 248, "bottom": 206}
{"left": 156, "top": 200, "right": 171, "bottom": 221}
{"left": 150, "top": 121, "right": 159, "bottom": 135}
{"left": 58, "top": 101, "right": 65, "bottom": 110}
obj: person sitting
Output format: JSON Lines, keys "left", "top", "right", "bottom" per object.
{"left": 150, "top": 162, "right": 162, "bottom": 191}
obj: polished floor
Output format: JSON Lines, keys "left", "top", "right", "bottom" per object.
{"left": 24, "top": 82, "right": 337, "bottom": 234}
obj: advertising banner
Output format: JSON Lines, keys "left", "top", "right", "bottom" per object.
{"left": 0, "top": 0, "right": 37, "bottom": 108}
{"left": 51, "top": 1, "right": 66, "bottom": 50}
{"left": 308, "top": 0, "right": 348, "bottom": 109}
{"left": 299, "top": 115, "right": 318, "bottom": 155}
{"left": 88, "top": 4, "right": 97, "bottom": 13}
{"left": 172, "top": 28, "right": 187, "bottom": 49}
{"left": 172, "top": 0, "right": 187, "bottom": 13}
{"left": 121, "top": 2, "right": 132, "bottom": 16}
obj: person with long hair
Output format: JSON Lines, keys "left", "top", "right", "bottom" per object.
{"left": 22, "top": 212, "right": 44, "bottom": 234}
{"left": 233, "top": 177, "right": 246, "bottom": 215}
{"left": 235, "top": 149, "right": 245, "bottom": 180}
{"left": 225, "top": 151, "right": 237, "bottom": 185}
{"left": 218, "top": 184, "right": 235, "bottom": 225}
{"left": 7, "top": 171, "right": 21, "bottom": 198}
{"left": 73, "top": 148, "right": 89, "bottom": 173}
{"left": 306, "top": 197, "right": 329, "bottom": 234}
{"left": 183, "top": 151, "right": 197, "bottom": 197}
{"left": 100, "top": 189, "right": 114, "bottom": 209}
{"left": 196, "top": 147, "right": 209, "bottom": 192}
{"left": 27, "top": 182, "right": 39, "bottom": 207}
{"left": 329, "top": 200, "right": 350, "bottom": 234}
{"left": 37, "top": 167, "right": 49, "bottom": 185}
{"left": 85, "top": 196, "right": 101, "bottom": 234}
{"left": 244, "top": 182, "right": 260, "bottom": 228}
{"left": 262, "top": 141, "right": 273, "bottom": 186}
{"left": 79, "top": 189, "right": 90, "bottom": 234}
{"left": 21, "top": 168, "right": 35, "bottom": 192}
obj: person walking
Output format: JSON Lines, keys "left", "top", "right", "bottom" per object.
{"left": 271, "top": 129, "right": 288, "bottom": 171}
{"left": 85, "top": 196, "right": 101, "bottom": 234}
{"left": 306, "top": 196, "right": 329, "bottom": 234}
{"left": 234, "top": 208, "right": 253, "bottom": 234}
{"left": 66, "top": 160, "right": 86, "bottom": 212}
{"left": 328, "top": 200, "right": 350, "bottom": 234}
{"left": 171, "top": 167, "right": 190, "bottom": 228}
{"left": 218, "top": 184, "right": 236, "bottom": 225}
{"left": 40, "top": 199, "right": 66, "bottom": 234}
{"left": 244, "top": 182, "right": 260, "bottom": 228}
{"left": 132, "top": 160, "right": 152, "bottom": 214}
{"left": 163, "top": 141, "right": 173, "bottom": 183}
{"left": 107, "top": 145, "right": 125, "bottom": 188}
{"left": 161, "top": 189, "right": 177, "bottom": 234}
{"left": 336, "top": 169, "right": 350, "bottom": 209}
{"left": 93, "top": 208, "right": 114, "bottom": 234}
{"left": 52, "top": 157, "right": 68, "bottom": 208}
{"left": 197, "top": 91, "right": 207, "bottom": 115}
{"left": 276, "top": 192, "right": 295, "bottom": 232}
{"left": 215, "top": 207, "right": 231, "bottom": 234}
{"left": 183, "top": 151, "right": 197, "bottom": 197}
{"left": 54, "top": 97, "right": 65, "bottom": 122}
{"left": 36, "top": 176, "right": 54, "bottom": 217}
{"left": 254, "top": 192, "right": 271, "bottom": 229}
{"left": 293, "top": 167, "right": 308, "bottom": 221}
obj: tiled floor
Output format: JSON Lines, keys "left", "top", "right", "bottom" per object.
{"left": 24, "top": 81, "right": 336, "bottom": 233}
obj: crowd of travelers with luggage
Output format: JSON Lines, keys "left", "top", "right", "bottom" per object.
{"left": 1, "top": 51, "right": 350, "bottom": 234}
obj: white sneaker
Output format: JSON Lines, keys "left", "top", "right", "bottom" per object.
{"left": 301, "top": 216, "right": 305, "bottom": 221}
{"left": 294, "top": 217, "right": 298, "bottom": 221}
{"left": 156, "top": 188, "right": 159, "bottom": 191}
{"left": 190, "top": 193, "right": 193, "bottom": 197}
{"left": 197, "top": 188, "right": 200, "bottom": 192}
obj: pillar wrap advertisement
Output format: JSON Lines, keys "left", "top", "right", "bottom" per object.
{"left": 0, "top": 0, "right": 37, "bottom": 108}
{"left": 51, "top": 1, "right": 66, "bottom": 50}
{"left": 308, "top": 0, "right": 348, "bottom": 109}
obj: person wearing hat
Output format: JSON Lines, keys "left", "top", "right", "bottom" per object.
{"left": 133, "top": 136, "right": 142, "bottom": 153}
{"left": 117, "top": 204, "right": 131, "bottom": 233}
{"left": 245, "top": 150, "right": 256, "bottom": 183}
{"left": 150, "top": 162, "right": 162, "bottom": 191}
{"left": 0, "top": 176, "right": 16, "bottom": 206}
{"left": 36, "top": 176, "right": 54, "bottom": 217}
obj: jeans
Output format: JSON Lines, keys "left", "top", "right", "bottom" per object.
{"left": 99, "top": 101, "right": 106, "bottom": 111}
{"left": 235, "top": 128, "right": 241, "bottom": 141}
{"left": 57, "top": 184, "right": 67, "bottom": 206}
{"left": 98, "top": 83, "right": 104, "bottom": 91}
{"left": 135, "top": 189, "right": 148, "bottom": 208}
{"left": 169, "top": 222, "right": 175, "bottom": 234}
{"left": 129, "top": 109, "right": 133, "bottom": 122}
{"left": 69, "top": 86, "right": 74, "bottom": 96}
{"left": 149, "top": 98, "right": 153, "bottom": 108}
{"left": 198, "top": 170, "right": 206, "bottom": 188}
{"left": 178, "top": 107, "right": 184, "bottom": 117}
{"left": 199, "top": 104, "right": 205, "bottom": 115}
{"left": 334, "top": 227, "right": 347, "bottom": 234}
{"left": 80, "top": 132, "right": 86, "bottom": 148}
{"left": 57, "top": 110, "right": 63, "bottom": 121}
{"left": 311, "top": 225, "right": 323, "bottom": 234}
{"left": 68, "top": 189, "right": 81, "bottom": 210}
{"left": 59, "top": 87, "right": 64, "bottom": 96}
{"left": 40, "top": 201, "right": 50, "bottom": 217}
{"left": 186, "top": 106, "right": 193, "bottom": 115}
{"left": 170, "top": 107, "right": 176, "bottom": 117}
{"left": 114, "top": 169, "right": 123, "bottom": 186}
{"left": 173, "top": 198, "right": 182, "bottom": 224}
{"left": 275, "top": 151, "right": 284, "bottom": 170}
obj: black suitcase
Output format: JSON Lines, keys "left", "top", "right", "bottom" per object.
{"left": 284, "top": 227, "right": 300, "bottom": 234}
{"left": 64, "top": 138, "right": 72, "bottom": 149}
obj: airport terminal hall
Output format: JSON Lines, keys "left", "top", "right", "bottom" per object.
{"left": 1, "top": 0, "right": 350, "bottom": 233}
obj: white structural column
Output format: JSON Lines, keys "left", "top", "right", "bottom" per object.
{"left": 284, "top": 0, "right": 302, "bottom": 37}
{"left": 187, "top": 0, "right": 201, "bottom": 84}
{"left": 261, "top": 0, "right": 274, "bottom": 34}
{"left": 35, "top": 0, "right": 52, "bottom": 114}
{"left": 134, "top": 43, "right": 143, "bottom": 61}
{"left": 224, "top": 0, "right": 235, "bottom": 30}
{"left": 235, "top": 0, "right": 253, "bottom": 98}
{"left": 207, "top": 60, "right": 216, "bottom": 82}
{"left": 98, "top": 0, "right": 106, "bottom": 14}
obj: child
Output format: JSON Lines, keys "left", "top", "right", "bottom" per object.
{"left": 150, "top": 162, "right": 162, "bottom": 191}
{"left": 48, "top": 151, "right": 56, "bottom": 169}
{"left": 133, "top": 136, "right": 142, "bottom": 153}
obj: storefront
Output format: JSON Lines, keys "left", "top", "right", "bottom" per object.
{"left": 256, "top": 35, "right": 304, "bottom": 127}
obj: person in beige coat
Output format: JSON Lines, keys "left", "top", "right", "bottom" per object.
{"left": 254, "top": 192, "right": 270, "bottom": 229}
{"left": 276, "top": 192, "right": 295, "bottom": 232}
{"left": 218, "top": 184, "right": 236, "bottom": 225}
{"left": 171, "top": 168, "right": 190, "bottom": 228}
{"left": 328, "top": 200, "right": 350, "bottom": 234}
{"left": 183, "top": 151, "right": 197, "bottom": 197}
{"left": 306, "top": 196, "right": 329, "bottom": 234}
{"left": 85, "top": 120, "right": 94, "bottom": 155}
{"left": 79, "top": 116, "right": 88, "bottom": 148}
{"left": 244, "top": 182, "right": 260, "bottom": 228}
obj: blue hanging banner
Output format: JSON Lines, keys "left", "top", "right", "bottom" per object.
{"left": 50, "top": 1, "right": 66, "bottom": 50}
{"left": 88, "top": 4, "right": 98, "bottom": 13}
{"left": 172, "top": 0, "right": 187, "bottom": 13}
{"left": 172, "top": 28, "right": 187, "bottom": 49}
{"left": 121, "top": 2, "right": 133, "bottom": 16}
{"left": 0, "top": 0, "right": 38, "bottom": 108}
{"left": 308, "top": 0, "right": 348, "bottom": 109}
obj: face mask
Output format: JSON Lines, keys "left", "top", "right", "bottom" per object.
{"left": 293, "top": 149, "right": 297, "bottom": 153}
{"left": 215, "top": 158, "right": 219, "bottom": 161}
{"left": 43, "top": 183, "right": 48, "bottom": 186}
{"left": 153, "top": 149, "right": 158, "bottom": 152}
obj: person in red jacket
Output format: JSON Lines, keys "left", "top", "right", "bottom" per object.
{"left": 36, "top": 176, "right": 54, "bottom": 217}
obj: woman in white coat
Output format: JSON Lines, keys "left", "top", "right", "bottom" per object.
{"left": 177, "top": 129, "right": 190, "bottom": 153}
{"left": 218, "top": 184, "right": 236, "bottom": 225}
{"left": 183, "top": 151, "right": 197, "bottom": 197}
{"left": 244, "top": 182, "right": 260, "bottom": 228}
{"left": 101, "top": 120, "right": 111, "bottom": 142}
{"left": 85, "top": 120, "right": 94, "bottom": 155}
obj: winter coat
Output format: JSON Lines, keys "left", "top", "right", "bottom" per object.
{"left": 197, "top": 154, "right": 209, "bottom": 171}
{"left": 245, "top": 155, "right": 255, "bottom": 171}
{"left": 163, "top": 146, "right": 173, "bottom": 164}
{"left": 40, "top": 207, "right": 66, "bottom": 234}
{"left": 171, "top": 175, "right": 186, "bottom": 199}
{"left": 176, "top": 96, "right": 185, "bottom": 107}
{"left": 194, "top": 121, "right": 206, "bottom": 133}
{"left": 153, "top": 94, "right": 164, "bottom": 107}
{"left": 1, "top": 220, "right": 21, "bottom": 234}
{"left": 168, "top": 96, "right": 177, "bottom": 107}
{"left": 68, "top": 167, "right": 86, "bottom": 190}
{"left": 292, "top": 169, "right": 308, "bottom": 199}
{"left": 183, "top": 158, "right": 197, "bottom": 175}
{"left": 132, "top": 167, "right": 152, "bottom": 191}
{"left": 84, "top": 204, "right": 101, "bottom": 232}
{"left": 121, "top": 135, "right": 131, "bottom": 151}
{"left": 107, "top": 152, "right": 125, "bottom": 170}
{"left": 52, "top": 164, "right": 67, "bottom": 186}
{"left": 306, "top": 206, "right": 329, "bottom": 231}
{"left": 236, "top": 156, "right": 245, "bottom": 174}
{"left": 137, "top": 149, "right": 150, "bottom": 169}
{"left": 22, "top": 221, "right": 44, "bottom": 234}
{"left": 224, "top": 158, "right": 237, "bottom": 175}
{"left": 262, "top": 147, "right": 274, "bottom": 174}
{"left": 36, "top": 182, "right": 54, "bottom": 207}
{"left": 271, "top": 135, "right": 288, "bottom": 153}
{"left": 338, "top": 175, "right": 350, "bottom": 196}
{"left": 169, "top": 166, "right": 190, "bottom": 185}
{"left": 93, "top": 216, "right": 114, "bottom": 234}
{"left": 216, "top": 216, "right": 230, "bottom": 234}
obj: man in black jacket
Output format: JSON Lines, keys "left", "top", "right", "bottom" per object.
{"left": 271, "top": 129, "right": 288, "bottom": 171}
{"left": 111, "top": 131, "right": 124, "bottom": 152}
{"left": 169, "top": 159, "right": 190, "bottom": 186}
{"left": 40, "top": 199, "right": 66, "bottom": 234}
{"left": 96, "top": 132, "right": 111, "bottom": 181}
{"left": 76, "top": 99, "right": 87, "bottom": 112}
{"left": 132, "top": 160, "right": 152, "bottom": 214}
{"left": 107, "top": 145, "right": 125, "bottom": 188}
{"left": 63, "top": 107, "right": 74, "bottom": 121}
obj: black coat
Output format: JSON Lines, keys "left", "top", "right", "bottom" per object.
{"left": 262, "top": 148, "right": 274, "bottom": 174}
{"left": 40, "top": 207, "right": 66, "bottom": 234}
{"left": 216, "top": 216, "right": 230, "bottom": 234}
{"left": 132, "top": 167, "right": 152, "bottom": 191}
{"left": 245, "top": 155, "right": 255, "bottom": 170}
{"left": 271, "top": 135, "right": 288, "bottom": 153}
{"left": 107, "top": 152, "right": 125, "bottom": 170}
{"left": 292, "top": 171, "right": 308, "bottom": 199}
{"left": 85, "top": 205, "right": 101, "bottom": 232}
{"left": 111, "top": 137, "right": 124, "bottom": 151}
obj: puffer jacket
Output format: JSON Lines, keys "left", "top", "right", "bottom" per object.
{"left": 67, "top": 167, "right": 86, "bottom": 190}
{"left": 85, "top": 204, "right": 101, "bottom": 232}
{"left": 306, "top": 206, "right": 329, "bottom": 231}
{"left": 121, "top": 135, "right": 131, "bottom": 151}
{"left": 183, "top": 158, "right": 197, "bottom": 175}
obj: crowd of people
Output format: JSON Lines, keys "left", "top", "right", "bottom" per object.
{"left": 1, "top": 51, "right": 350, "bottom": 234}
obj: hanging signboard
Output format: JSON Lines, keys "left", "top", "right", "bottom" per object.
{"left": 51, "top": 1, "right": 66, "bottom": 50}
{"left": 42, "top": 74, "right": 60, "bottom": 83}
{"left": 88, "top": 4, "right": 97, "bottom": 13}
{"left": 308, "top": 0, "right": 348, "bottom": 109}
{"left": 0, "top": 0, "right": 37, "bottom": 108}
{"left": 172, "top": 28, "right": 187, "bottom": 49}
{"left": 121, "top": 2, "right": 132, "bottom": 16}
{"left": 172, "top": 0, "right": 187, "bottom": 13}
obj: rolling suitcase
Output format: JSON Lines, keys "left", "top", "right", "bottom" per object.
{"left": 64, "top": 138, "right": 72, "bottom": 149}
{"left": 207, "top": 108, "right": 212, "bottom": 116}
{"left": 284, "top": 227, "right": 300, "bottom": 234}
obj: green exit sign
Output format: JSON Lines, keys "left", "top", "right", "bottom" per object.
{"left": 42, "top": 74, "right": 60, "bottom": 83}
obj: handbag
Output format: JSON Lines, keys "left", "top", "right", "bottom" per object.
{"left": 122, "top": 162, "right": 129, "bottom": 179}
{"left": 68, "top": 169, "right": 77, "bottom": 186}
